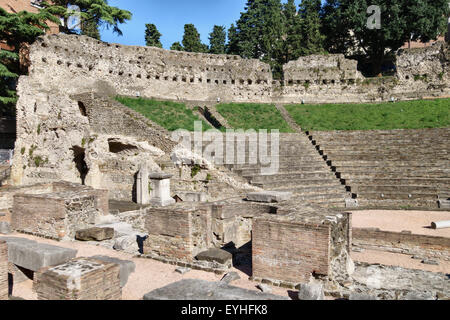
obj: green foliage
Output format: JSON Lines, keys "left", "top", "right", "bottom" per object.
{"left": 170, "top": 41, "right": 184, "bottom": 51}
{"left": 206, "top": 173, "right": 212, "bottom": 182}
{"left": 182, "top": 24, "right": 207, "bottom": 53}
{"left": 80, "top": 16, "right": 101, "bottom": 40}
{"left": 322, "top": 0, "right": 449, "bottom": 75}
{"left": 145, "top": 23, "right": 162, "bottom": 48}
{"left": 0, "top": 7, "right": 60, "bottom": 116}
{"left": 20, "top": 147, "right": 25, "bottom": 155}
{"left": 282, "top": 0, "right": 303, "bottom": 63}
{"left": 298, "top": 0, "right": 325, "bottom": 56}
{"left": 190, "top": 164, "right": 201, "bottom": 178}
{"left": 285, "top": 98, "right": 450, "bottom": 131}
{"left": 216, "top": 103, "right": 294, "bottom": 132}
{"left": 209, "top": 25, "right": 226, "bottom": 54}
{"left": 115, "top": 96, "right": 212, "bottom": 131}
{"left": 44, "top": 0, "right": 132, "bottom": 36}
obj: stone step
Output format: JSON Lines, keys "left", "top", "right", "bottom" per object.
{"left": 334, "top": 165, "right": 450, "bottom": 173}
{"left": 246, "top": 171, "right": 336, "bottom": 183}
{"left": 331, "top": 160, "right": 449, "bottom": 167}
{"left": 326, "top": 154, "right": 449, "bottom": 161}
{"left": 352, "top": 185, "right": 439, "bottom": 193}
{"left": 288, "top": 192, "right": 348, "bottom": 201}
{"left": 340, "top": 173, "right": 450, "bottom": 180}
{"left": 233, "top": 165, "right": 328, "bottom": 175}
{"left": 270, "top": 184, "right": 347, "bottom": 195}
{"left": 357, "top": 192, "right": 438, "bottom": 200}
{"left": 324, "top": 150, "right": 449, "bottom": 156}
{"left": 355, "top": 199, "right": 439, "bottom": 209}
{"left": 253, "top": 178, "right": 342, "bottom": 189}
{"left": 346, "top": 178, "right": 450, "bottom": 187}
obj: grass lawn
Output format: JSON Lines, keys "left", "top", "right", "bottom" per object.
{"left": 216, "top": 103, "right": 294, "bottom": 132}
{"left": 285, "top": 98, "right": 450, "bottom": 131}
{"left": 116, "top": 96, "right": 211, "bottom": 131}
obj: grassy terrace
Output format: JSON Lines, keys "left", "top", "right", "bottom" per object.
{"left": 216, "top": 103, "right": 294, "bottom": 132}
{"left": 285, "top": 98, "right": 450, "bottom": 131}
{"left": 116, "top": 96, "right": 211, "bottom": 131}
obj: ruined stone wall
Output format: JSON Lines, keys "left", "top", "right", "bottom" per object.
{"left": 353, "top": 228, "right": 450, "bottom": 261}
{"left": 252, "top": 218, "right": 330, "bottom": 283}
{"left": 0, "top": 240, "right": 7, "bottom": 300}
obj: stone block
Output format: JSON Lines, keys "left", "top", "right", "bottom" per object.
{"left": 113, "top": 235, "right": 139, "bottom": 253}
{"left": 298, "top": 281, "right": 324, "bottom": 300}
{"left": 345, "top": 198, "right": 359, "bottom": 208}
{"left": 90, "top": 255, "right": 135, "bottom": 288}
{"left": 175, "top": 267, "right": 191, "bottom": 275}
{"left": 195, "top": 248, "right": 232, "bottom": 266}
{"left": 0, "top": 237, "right": 77, "bottom": 272}
{"left": 75, "top": 227, "right": 114, "bottom": 241}
{"left": 34, "top": 257, "right": 121, "bottom": 300}
{"left": 438, "top": 199, "right": 450, "bottom": 209}
{"left": 143, "top": 279, "right": 290, "bottom": 300}
{"left": 256, "top": 283, "right": 272, "bottom": 293}
{"left": 174, "top": 192, "right": 207, "bottom": 203}
{"left": 220, "top": 271, "right": 240, "bottom": 284}
{"left": 246, "top": 191, "right": 292, "bottom": 203}
{"left": 0, "top": 222, "right": 10, "bottom": 234}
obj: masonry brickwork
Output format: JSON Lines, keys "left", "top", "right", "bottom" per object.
{"left": 10, "top": 181, "right": 109, "bottom": 240}
{"left": 0, "top": 240, "right": 7, "bottom": 300}
{"left": 33, "top": 257, "right": 121, "bottom": 300}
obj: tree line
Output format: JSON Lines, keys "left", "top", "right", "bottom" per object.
{"left": 146, "top": 0, "right": 449, "bottom": 78}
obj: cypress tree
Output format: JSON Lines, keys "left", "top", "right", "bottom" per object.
{"left": 182, "top": 24, "right": 206, "bottom": 53}
{"left": 145, "top": 23, "right": 163, "bottom": 48}
{"left": 209, "top": 25, "right": 226, "bottom": 54}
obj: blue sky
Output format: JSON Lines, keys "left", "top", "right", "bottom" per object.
{"left": 100, "top": 0, "right": 302, "bottom": 49}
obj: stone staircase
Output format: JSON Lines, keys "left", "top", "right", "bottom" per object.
{"left": 223, "top": 133, "right": 349, "bottom": 208}
{"left": 309, "top": 128, "right": 450, "bottom": 209}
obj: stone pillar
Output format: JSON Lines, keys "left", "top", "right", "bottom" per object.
{"left": 149, "top": 172, "right": 175, "bottom": 207}
{"left": 136, "top": 166, "right": 149, "bottom": 205}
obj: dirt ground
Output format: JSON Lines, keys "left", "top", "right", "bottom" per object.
{"left": 8, "top": 233, "right": 293, "bottom": 301}
{"left": 351, "top": 210, "right": 450, "bottom": 237}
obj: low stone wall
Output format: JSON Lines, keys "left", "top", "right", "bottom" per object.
{"left": 353, "top": 228, "right": 450, "bottom": 261}
{"left": 0, "top": 240, "right": 7, "bottom": 300}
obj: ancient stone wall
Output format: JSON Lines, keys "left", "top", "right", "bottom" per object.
{"left": 10, "top": 182, "right": 108, "bottom": 240}
{"left": 353, "top": 228, "right": 450, "bottom": 261}
{"left": 0, "top": 240, "right": 7, "bottom": 300}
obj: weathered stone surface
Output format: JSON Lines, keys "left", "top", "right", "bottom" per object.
{"left": 90, "top": 255, "right": 135, "bottom": 288}
{"left": 221, "top": 271, "right": 240, "bottom": 284}
{"left": 175, "top": 267, "right": 191, "bottom": 275}
{"left": 174, "top": 192, "right": 207, "bottom": 203}
{"left": 422, "top": 259, "right": 439, "bottom": 266}
{"left": 404, "top": 291, "right": 436, "bottom": 300}
{"left": 143, "top": 279, "right": 290, "bottom": 300}
{"left": 0, "top": 237, "right": 77, "bottom": 272}
{"left": 345, "top": 198, "right": 359, "bottom": 208}
{"left": 0, "top": 222, "right": 10, "bottom": 234}
{"left": 438, "top": 199, "right": 450, "bottom": 209}
{"left": 298, "top": 281, "right": 325, "bottom": 300}
{"left": 256, "top": 283, "right": 272, "bottom": 293}
{"left": 113, "top": 235, "right": 139, "bottom": 253}
{"left": 246, "top": 191, "right": 292, "bottom": 203}
{"left": 75, "top": 227, "right": 114, "bottom": 241}
{"left": 195, "top": 248, "right": 232, "bottom": 265}
{"left": 0, "top": 240, "right": 8, "bottom": 300}
{"left": 349, "top": 292, "right": 377, "bottom": 300}
{"left": 149, "top": 172, "right": 173, "bottom": 180}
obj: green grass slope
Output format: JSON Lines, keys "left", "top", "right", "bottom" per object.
{"left": 116, "top": 96, "right": 211, "bottom": 131}
{"left": 285, "top": 98, "right": 450, "bottom": 131}
{"left": 216, "top": 103, "right": 294, "bottom": 132}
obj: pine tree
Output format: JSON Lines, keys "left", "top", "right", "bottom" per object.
{"left": 298, "top": 0, "right": 325, "bottom": 56}
{"left": 170, "top": 42, "right": 184, "bottom": 51}
{"left": 282, "top": 0, "right": 303, "bottom": 63}
{"left": 226, "top": 24, "right": 239, "bottom": 55}
{"left": 182, "top": 24, "right": 206, "bottom": 53}
{"left": 45, "top": 0, "right": 132, "bottom": 36}
{"left": 81, "top": 16, "right": 101, "bottom": 40}
{"left": 0, "top": 7, "right": 60, "bottom": 116}
{"left": 209, "top": 25, "right": 226, "bottom": 54}
{"left": 145, "top": 23, "right": 162, "bottom": 48}
{"left": 338, "top": 0, "right": 449, "bottom": 75}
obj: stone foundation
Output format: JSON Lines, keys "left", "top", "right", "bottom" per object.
{"left": 33, "top": 257, "right": 121, "bottom": 300}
